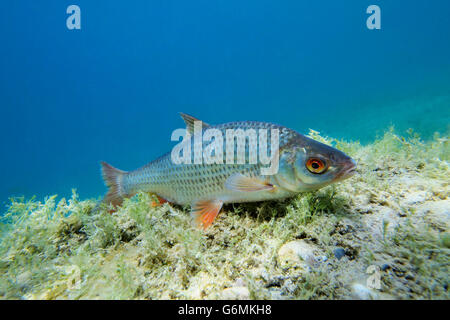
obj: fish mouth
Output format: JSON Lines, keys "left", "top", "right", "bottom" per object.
{"left": 335, "top": 159, "right": 357, "bottom": 181}
{"left": 344, "top": 159, "right": 357, "bottom": 177}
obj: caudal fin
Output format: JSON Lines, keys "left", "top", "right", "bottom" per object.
{"left": 100, "top": 161, "right": 127, "bottom": 208}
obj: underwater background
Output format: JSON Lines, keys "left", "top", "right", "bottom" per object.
{"left": 0, "top": 0, "right": 449, "bottom": 208}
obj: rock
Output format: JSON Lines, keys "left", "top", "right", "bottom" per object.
{"left": 184, "top": 271, "right": 213, "bottom": 299}
{"left": 354, "top": 194, "right": 370, "bottom": 206}
{"left": 362, "top": 206, "right": 399, "bottom": 241}
{"left": 265, "top": 275, "right": 288, "bottom": 288}
{"left": 16, "top": 271, "right": 32, "bottom": 290}
{"left": 282, "top": 279, "right": 296, "bottom": 295}
{"left": 381, "top": 264, "right": 390, "bottom": 271}
{"left": 233, "top": 278, "right": 246, "bottom": 287}
{"left": 268, "top": 288, "right": 284, "bottom": 300}
{"left": 221, "top": 286, "right": 250, "bottom": 300}
{"left": 402, "top": 191, "right": 427, "bottom": 206}
{"left": 418, "top": 200, "right": 450, "bottom": 230}
{"left": 277, "top": 240, "right": 317, "bottom": 268}
{"left": 333, "top": 248, "right": 346, "bottom": 260}
{"left": 356, "top": 205, "right": 373, "bottom": 214}
{"left": 353, "top": 195, "right": 372, "bottom": 214}
{"left": 351, "top": 283, "right": 378, "bottom": 300}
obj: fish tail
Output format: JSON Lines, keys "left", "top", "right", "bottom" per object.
{"left": 100, "top": 161, "right": 128, "bottom": 208}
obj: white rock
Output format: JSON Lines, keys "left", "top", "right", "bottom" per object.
{"left": 351, "top": 283, "right": 378, "bottom": 300}
{"left": 418, "top": 200, "right": 450, "bottom": 230}
{"left": 278, "top": 240, "right": 317, "bottom": 268}
{"left": 16, "top": 271, "right": 32, "bottom": 290}
{"left": 269, "top": 288, "right": 284, "bottom": 300}
{"left": 403, "top": 191, "right": 427, "bottom": 206}
{"left": 184, "top": 271, "right": 213, "bottom": 299}
{"left": 221, "top": 286, "right": 250, "bottom": 300}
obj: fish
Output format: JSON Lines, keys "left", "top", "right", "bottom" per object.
{"left": 100, "top": 113, "right": 356, "bottom": 229}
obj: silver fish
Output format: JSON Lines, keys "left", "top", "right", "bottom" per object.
{"left": 101, "top": 113, "right": 356, "bottom": 229}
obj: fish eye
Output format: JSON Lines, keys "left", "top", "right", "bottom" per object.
{"left": 306, "top": 158, "right": 327, "bottom": 174}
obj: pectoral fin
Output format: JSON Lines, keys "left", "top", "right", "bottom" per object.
{"left": 191, "top": 200, "right": 223, "bottom": 230}
{"left": 225, "top": 173, "right": 274, "bottom": 192}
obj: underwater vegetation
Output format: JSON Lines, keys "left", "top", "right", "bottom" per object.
{"left": 0, "top": 127, "right": 448, "bottom": 300}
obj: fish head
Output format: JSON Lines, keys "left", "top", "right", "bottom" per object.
{"left": 275, "top": 136, "right": 356, "bottom": 192}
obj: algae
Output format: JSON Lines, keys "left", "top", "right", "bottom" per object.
{"left": 0, "top": 127, "right": 448, "bottom": 300}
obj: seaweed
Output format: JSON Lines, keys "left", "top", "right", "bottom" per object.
{"left": 0, "top": 127, "right": 448, "bottom": 300}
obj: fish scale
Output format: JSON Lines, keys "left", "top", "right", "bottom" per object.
{"left": 122, "top": 121, "right": 287, "bottom": 204}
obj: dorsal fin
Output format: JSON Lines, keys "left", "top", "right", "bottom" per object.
{"left": 180, "top": 113, "right": 210, "bottom": 135}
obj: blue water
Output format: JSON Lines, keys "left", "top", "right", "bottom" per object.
{"left": 1, "top": 1, "right": 449, "bottom": 207}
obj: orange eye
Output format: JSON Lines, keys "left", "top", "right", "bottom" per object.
{"left": 306, "top": 158, "right": 327, "bottom": 174}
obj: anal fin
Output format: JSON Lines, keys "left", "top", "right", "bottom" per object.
{"left": 151, "top": 195, "right": 169, "bottom": 207}
{"left": 191, "top": 200, "right": 223, "bottom": 230}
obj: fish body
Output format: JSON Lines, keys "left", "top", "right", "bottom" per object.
{"left": 101, "top": 113, "right": 356, "bottom": 229}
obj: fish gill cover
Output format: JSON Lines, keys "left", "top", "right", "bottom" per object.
{"left": 0, "top": 0, "right": 449, "bottom": 300}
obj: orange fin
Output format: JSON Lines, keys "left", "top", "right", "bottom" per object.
{"left": 151, "top": 195, "right": 169, "bottom": 207}
{"left": 224, "top": 173, "right": 274, "bottom": 192}
{"left": 191, "top": 200, "right": 223, "bottom": 230}
{"left": 157, "top": 195, "right": 168, "bottom": 204}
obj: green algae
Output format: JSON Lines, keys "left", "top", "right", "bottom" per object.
{"left": 0, "top": 128, "right": 448, "bottom": 300}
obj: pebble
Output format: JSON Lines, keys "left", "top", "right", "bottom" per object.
{"left": 419, "top": 200, "right": 450, "bottom": 230}
{"left": 333, "top": 247, "right": 346, "bottom": 260}
{"left": 265, "top": 275, "right": 288, "bottom": 288}
{"left": 351, "top": 283, "right": 378, "bottom": 300}
{"left": 16, "top": 271, "right": 32, "bottom": 291}
{"left": 282, "top": 279, "right": 296, "bottom": 295}
{"left": 403, "top": 191, "right": 427, "bottom": 206}
{"left": 277, "top": 240, "right": 317, "bottom": 268}
{"left": 221, "top": 286, "right": 250, "bottom": 300}
{"left": 381, "top": 264, "right": 390, "bottom": 271}
{"left": 268, "top": 288, "right": 284, "bottom": 300}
